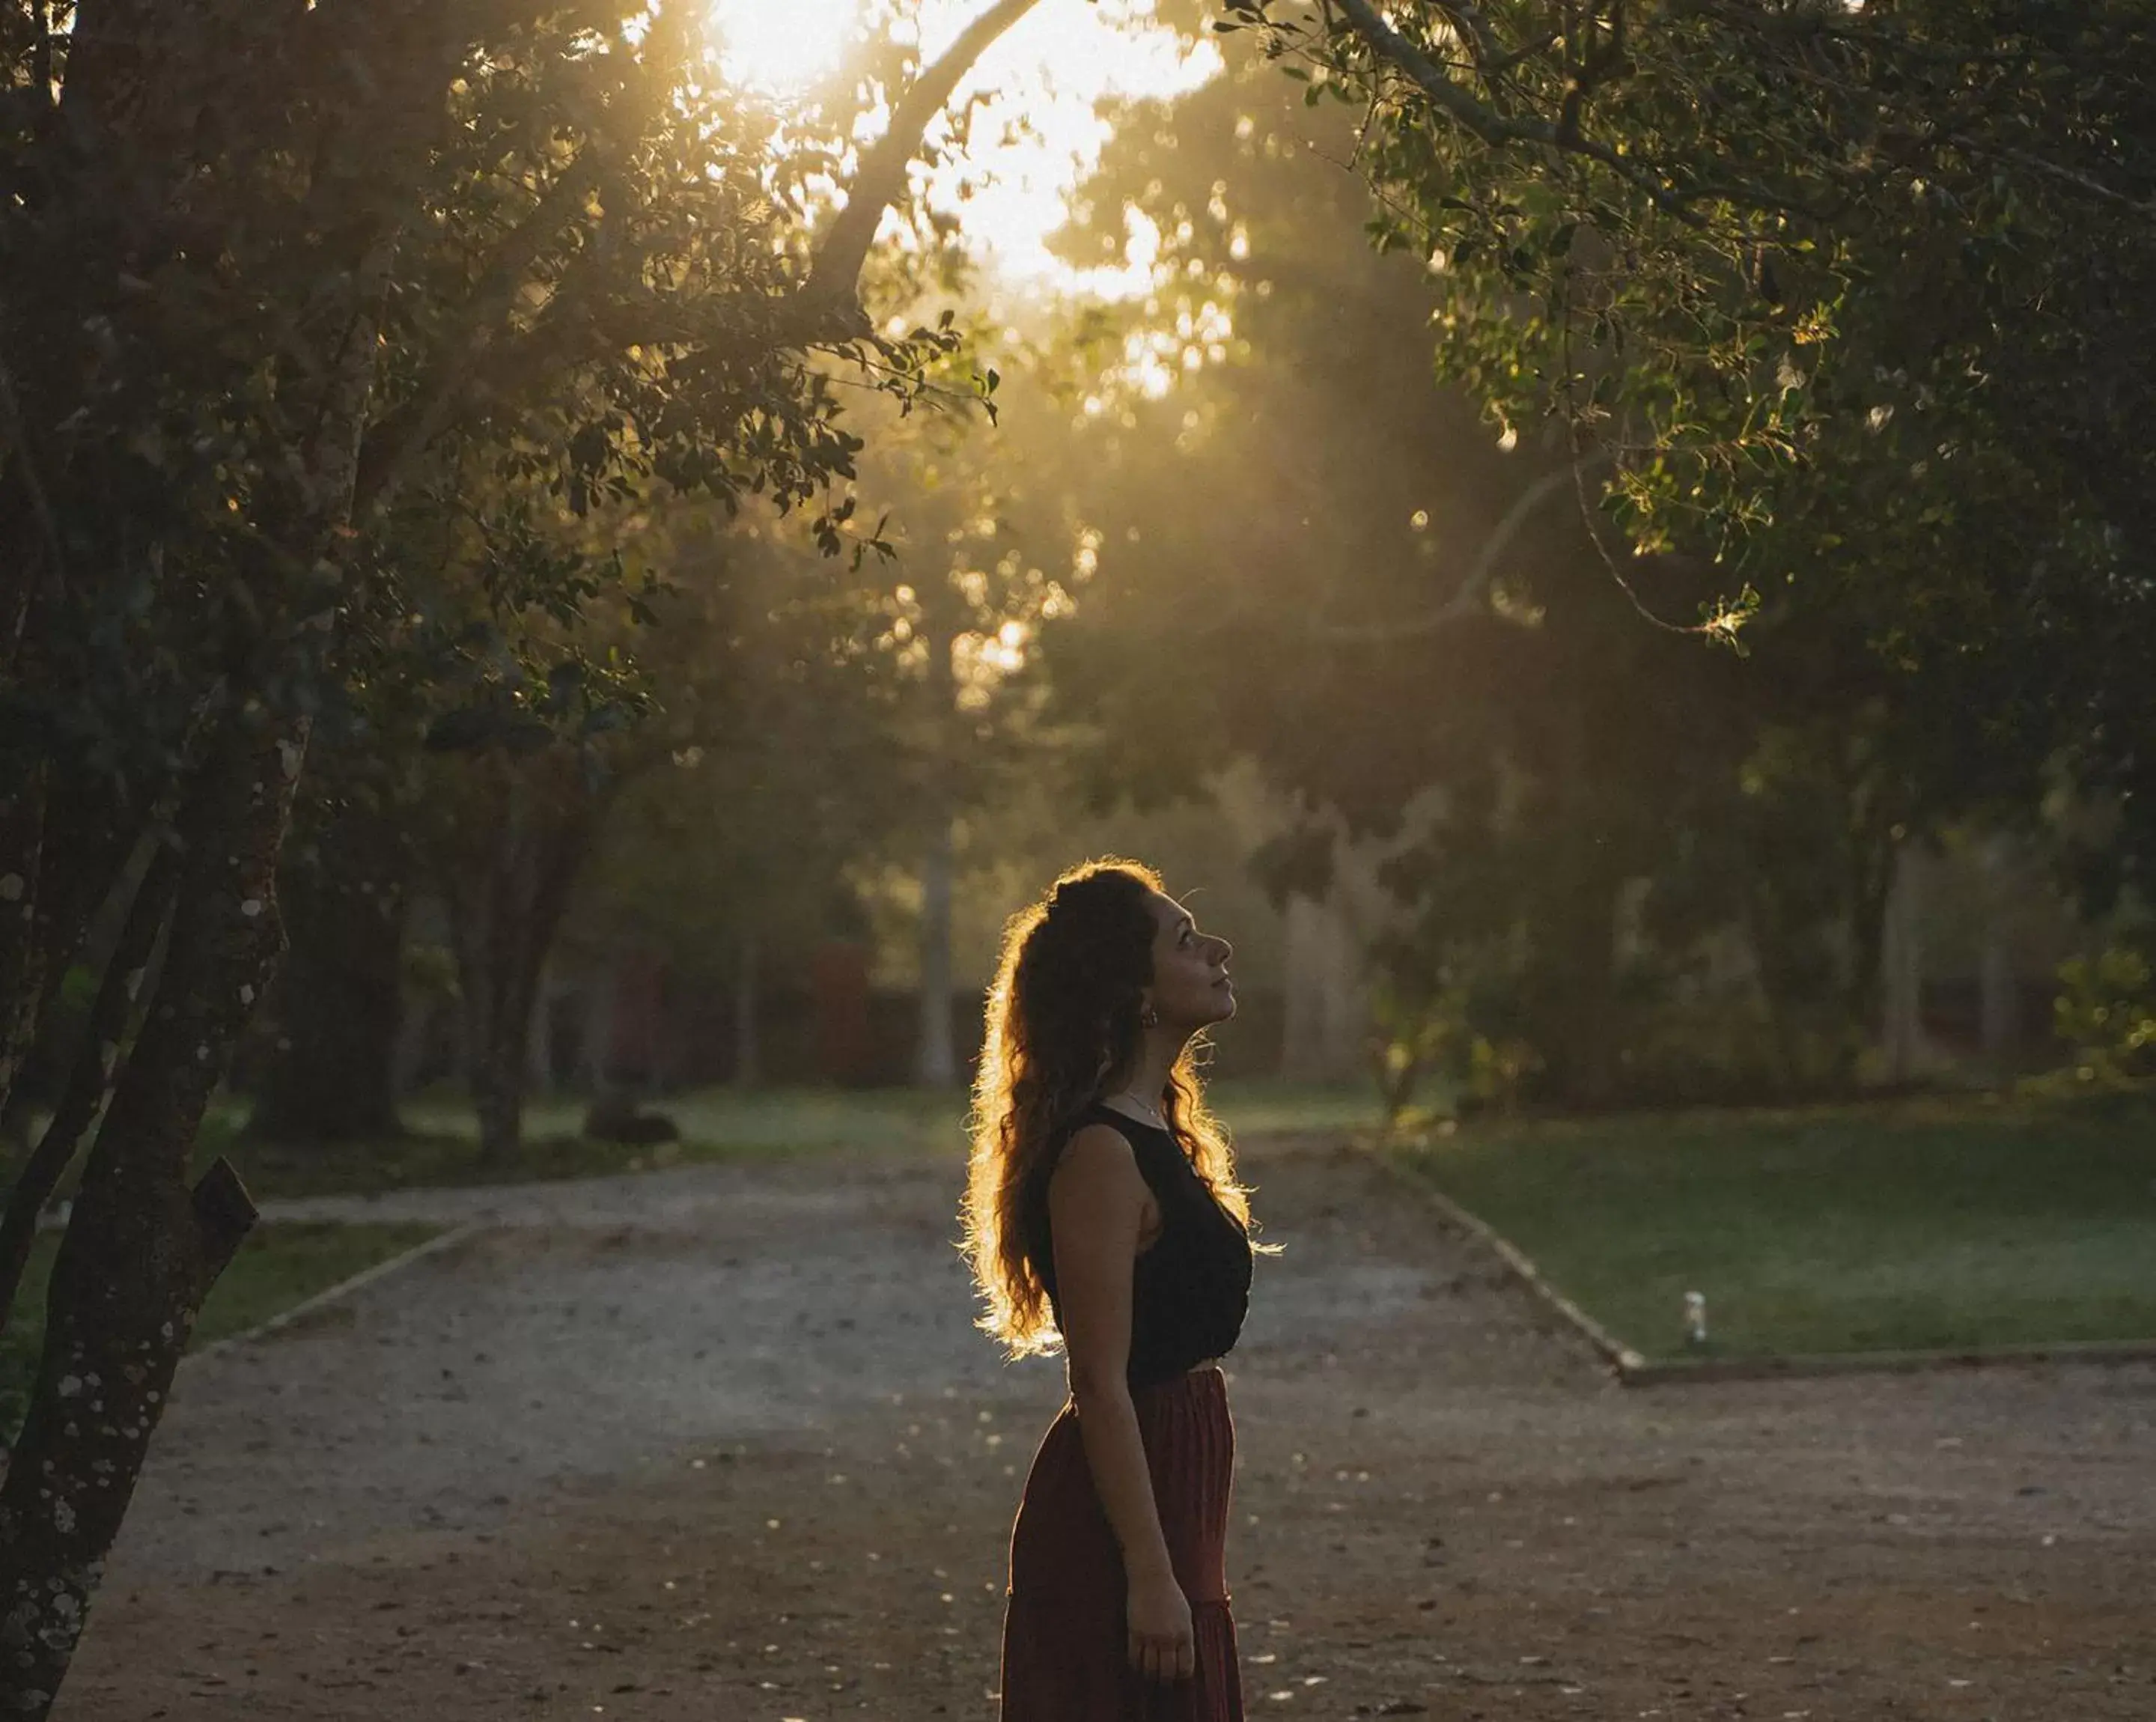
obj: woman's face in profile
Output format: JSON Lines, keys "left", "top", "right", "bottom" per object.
{"left": 1145, "top": 892, "right": 1235, "bottom": 1030}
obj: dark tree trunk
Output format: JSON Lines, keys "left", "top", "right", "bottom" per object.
{"left": 437, "top": 755, "right": 611, "bottom": 1167}
{"left": 0, "top": 785, "right": 162, "bottom": 1345}
{"left": 0, "top": 764, "right": 49, "bottom": 1113}
{"left": 0, "top": 843, "right": 180, "bottom": 1353}
{"left": 247, "top": 800, "right": 410, "bottom": 1145}
{"left": 0, "top": 769, "right": 136, "bottom": 1134}
{"left": 1879, "top": 842, "right": 1928, "bottom": 1084}
{"left": 0, "top": 720, "right": 299, "bottom": 1718}
{"left": 733, "top": 928, "right": 761, "bottom": 1089}
{"left": 1841, "top": 812, "right": 1900, "bottom": 1084}
{"left": 469, "top": 1035, "right": 529, "bottom": 1165}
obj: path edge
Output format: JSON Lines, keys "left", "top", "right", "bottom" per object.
{"left": 1371, "top": 1147, "right": 1646, "bottom": 1378}
{"left": 1621, "top": 1334, "right": 2156, "bottom": 1386}
{"left": 185, "top": 1220, "right": 487, "bottom": 1366}
{"left": 1375, "top": 1147, "right": 2156, "bottom": 1388}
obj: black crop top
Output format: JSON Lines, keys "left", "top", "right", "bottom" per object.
{"left": 1024, "top": 1101, "right": 1255, "bottom": 1389}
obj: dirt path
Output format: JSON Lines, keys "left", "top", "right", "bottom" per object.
{"left": 64, "top": 1140, "right": 2156, "bottom": 1721}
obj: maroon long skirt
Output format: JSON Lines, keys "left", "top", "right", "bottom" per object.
{"left": 999, "top": 1365, "right": 1243, "bottom": 1721}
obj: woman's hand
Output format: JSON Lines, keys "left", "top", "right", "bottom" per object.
{"left": 1126, "top": 1566, "right": 1196, "bottom": 1683}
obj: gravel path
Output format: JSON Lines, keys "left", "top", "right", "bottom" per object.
{"left": 61, "top": 1140, "right": 2156, "bottom": 1720}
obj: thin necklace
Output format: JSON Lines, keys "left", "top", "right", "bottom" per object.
{"left": 1104, "top": 1089, "right": 1167, "bottom": 1130}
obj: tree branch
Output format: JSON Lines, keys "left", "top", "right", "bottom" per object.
{"left": 0, "top": 838, "right": 179, "bottom": 1347}
{"left": 352, "top": 147, "right": 607, "bottom": 512}
{"left": 352, "top": 0, "right": 1047, "bottom": 520}
{"left": 797, "top": 0, "right": 1047, "bottom": 324}
{"left": 0, "top": 335, "right": 67, "bottom": 592}
{"left": 1328, "top": 0, "right": 1709, "bottom": 230}
{"left": 1318, "top": 460, "right": 1586, "bottom": 643}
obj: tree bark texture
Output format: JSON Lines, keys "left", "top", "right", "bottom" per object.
{"left": 0, "top": 772, "right": 138, "bottom": 1134}
{"left": 0, "top": 842, "right": 180, "bottom": 1358}
{"left": 0, "top": 720, "right": 300, "bottom": 1719}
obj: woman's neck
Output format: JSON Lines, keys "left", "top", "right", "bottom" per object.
{"left": 1107, "top": 1030, "right": 1190, "bottom": 1120}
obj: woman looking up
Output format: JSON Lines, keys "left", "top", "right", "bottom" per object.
{"left": 961, "top": 859, "right": 1262, "bottom": 1721}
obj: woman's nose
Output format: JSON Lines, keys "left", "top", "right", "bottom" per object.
{"left": 1211, "top": 935, "right": 1233, "bottom": 964}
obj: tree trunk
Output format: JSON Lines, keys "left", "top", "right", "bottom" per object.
{"left": 439, "top": 757, "right": 609, "bottom": 1166}
{"left": 0, "top": 764, "right": 49, "bottom": 1119}
{"left": 0, "top": 844, "right": 179, "bottom": 1354}
{"left": 0, "top": 719, "right": 300, "bottom": 1719}
{"left": 526, "top": 961, "right": 561, "bottom": 1095}
{"left": 1282, "top": 889, "right": 1362, "bottom": 1083}
{"left": 469, "top": 1023, "right": 529, "bottom": 1165}
{"left": 1879, "top": 842, "right": 1928, "bottom": 1084}
{"left": 1977, "top": 833, "right": 2019, "bottom": 1068}
{"left": 915, "top": 815, "right": 957, "bottom": 1089}
{"left": 733, "top": 929, "right": 761, "bottom": 1089}
{"left": 246, "top": 800, "right": 409, "bottom": 1145}
{"left": 0, "top": 771, "right": 137, "bottom": 1137}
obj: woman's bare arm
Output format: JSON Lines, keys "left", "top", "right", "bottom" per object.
{"left": 1049, "top": 1122, "right": 1193, "bottom": 1682}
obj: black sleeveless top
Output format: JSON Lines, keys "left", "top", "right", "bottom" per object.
{"left": 1024, "top": 1101, "right": 1255, "bottom": 1389}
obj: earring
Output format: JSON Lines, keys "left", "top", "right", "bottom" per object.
{"left": 1140, "top": 1005, "right": 1160, "bottom": 1029}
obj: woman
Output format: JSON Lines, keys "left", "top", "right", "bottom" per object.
{"left": 960, "top": 859, "right": 1264, "bottom": 1721}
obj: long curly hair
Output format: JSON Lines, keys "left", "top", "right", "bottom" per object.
{"left": 960, "top": 857, "right": 1258, "bottom": 1359}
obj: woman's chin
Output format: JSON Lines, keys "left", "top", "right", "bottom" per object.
{"left": 1209, "top": 989, "right": 1237, "bottom": 1024}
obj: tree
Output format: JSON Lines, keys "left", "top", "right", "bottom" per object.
{"left": 840, "top": 380, "right": 1082, "bottom": 1087}
{"left": 0, "top": 1, "right": 1043, "bottom": 1709}
{"left": 1229, "top": 0, "right": 2156, "bottom": 850}
{"left": 572, "top": 525, "right": 928, "bottom": 1092}
{"left": 1028, "top": 19, "right": 2021, "bottom": 1103}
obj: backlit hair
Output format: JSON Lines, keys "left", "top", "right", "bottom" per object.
{"left": 960, "top": 857, "right": 1257, "bottom": 1357}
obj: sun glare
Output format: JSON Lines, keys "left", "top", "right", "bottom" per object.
{"left": 707, "top": 0, "right": 1220, "bottom": 295}
{"left": 710, "top": 0, "right": 858, "bottom": 91}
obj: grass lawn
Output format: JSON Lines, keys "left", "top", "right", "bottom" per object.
{"left": 1, "top": 1220, "right": 442, "bottom": 1443}
{"left": 201, "top": 1086, "right": 975, "bottom": 1200}
{"left": 1398, "top": 1095, "right": 2156, "bottom": 1361}
{"left": 191, "top": 1077, "right": 1381, "bottom": 1202}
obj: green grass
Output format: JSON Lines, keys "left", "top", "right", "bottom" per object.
{"left": 203, "top": 1086, "right": 973, "bottom": 1200}
{"left": 187, "top": 1077, "right": 1380, "bottom": 1202}
{"left": 1, "top": 1220, "right": 442, "bottom": 1443}
{"left": 1398, "top": 1095, "right": 2156, "bottom": 1361}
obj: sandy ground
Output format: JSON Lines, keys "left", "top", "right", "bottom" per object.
{"left": 58, "top": 1138, "right": 2156, "bottom": 1721}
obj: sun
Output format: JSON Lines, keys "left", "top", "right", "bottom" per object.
{"left": 704, "top": 0, "right": 1222, "bottom": 294}
{"left": 710, "top": 0, "right": 859, "bottom": 91}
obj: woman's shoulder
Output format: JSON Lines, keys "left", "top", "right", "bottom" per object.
{"left": 1049, "top": 1106, "right": 1142, "bottom": 1175}
{"left": 1042, "top": 1119, "right": 1155, "bottom": 1235}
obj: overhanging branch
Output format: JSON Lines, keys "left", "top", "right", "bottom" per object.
{"left": 1318, "top": 460, "right": 1586, "bottom": 644}
{"left": 1328, "top": 0, "right": 1708, "bottom": 229}
{"left": 352, "top": 0, "right": 1046, "bottom": 519}
{"left": 797, "top": 0, "right": 1046, "bottom": 325}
